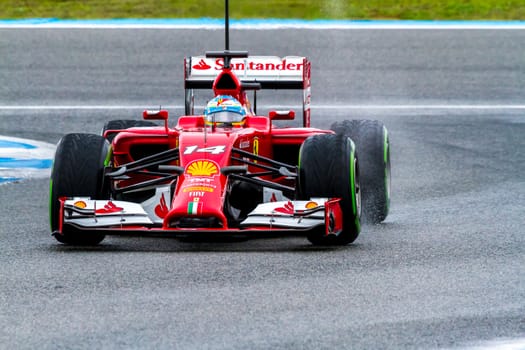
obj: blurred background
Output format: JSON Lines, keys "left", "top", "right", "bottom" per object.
{"left": 1, "top": 0, "right": 524, "bottom": 20}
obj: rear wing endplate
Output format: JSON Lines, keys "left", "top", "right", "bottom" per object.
{"left": 184, "top": 56, "right": 311, "bottom": 127}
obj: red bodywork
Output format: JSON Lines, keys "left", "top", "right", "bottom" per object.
{"left": 58, "top": 54, "right": 339, "bottom": 237}
{"left": 109, "top": 116, "right": 331, "bottom": 231}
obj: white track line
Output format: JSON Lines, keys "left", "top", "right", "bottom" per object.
{"left": 459, "top": 338, "right": 525, "bottom": 350}
{"left": 1, "top": 105, "right": 525, "bottom": 110}
{"left": 0, "top": 136, "right": 55, "bottom": 182}
{"left": 0, "top": 135, "right": 56, "bottom": 159}
{"left": 1, "top": 22, "right": 525, "bottom": 30}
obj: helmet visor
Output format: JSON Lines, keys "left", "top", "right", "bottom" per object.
{"left": 207, "top": 111, "right": 244, "bottom": 124}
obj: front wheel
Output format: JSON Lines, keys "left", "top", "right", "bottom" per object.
{"left": 298, "top": 133, "right": 361, "bottom": 245}
{"left": 49, "top": 133, "right": 109, "bottom": 245}
{"left": 331, "top": 120, "right": 390, "bottom": 224}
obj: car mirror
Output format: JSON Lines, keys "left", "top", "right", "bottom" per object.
{"left": 143, "top": 110, "right": 169, "bottom": 121}
{"left": 269, "top": 110, "right": 295, "bottom": 120}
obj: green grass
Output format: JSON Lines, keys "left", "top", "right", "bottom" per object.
{"left": 1, "top": 0, "right": 524, "bottom": 20}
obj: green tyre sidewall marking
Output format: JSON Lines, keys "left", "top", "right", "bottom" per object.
{"left": 383, "top": 126, "right": 390, "bottom": 214}
{"left": 49, "top": 137, "right": 60, "bottom": 232}
{"left": 383, "top": 126, "right": 388, "bottom": 163}
{"left": 104, "top": 145, "right": 112, "bottom": 167}
{"left": 348, "top": 139, "right": 360, "bottom": 232}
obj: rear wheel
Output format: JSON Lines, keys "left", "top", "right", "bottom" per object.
{"left": 298, "top": 133, "right": 361, "bottom": 245}
{"left": 101, "top": 119, "right": 158, "bottom": 142}
{"left": 49, "top": 133, "right": 109, "bottom": 245}
{"left": 331, "top": 120, "right": 390, "bottom": 224}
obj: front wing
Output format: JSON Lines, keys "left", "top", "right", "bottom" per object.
{"left": 57, "top": 197, "right": 344, "bottom": 238}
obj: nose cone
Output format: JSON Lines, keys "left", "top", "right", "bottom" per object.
{"left": 163, "top": 173, "right": 227, "bottom": 229}
{"left": 162, "top": 133, "right": 239, "bottom": 229}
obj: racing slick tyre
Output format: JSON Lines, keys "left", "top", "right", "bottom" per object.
{"left": 49, "top": 133, "right": 110, "bottom": 245}
{"left": 331, "top": 120, "right": 390, "bottom": 224}
{"left": 101, "top": 119, "right": 158, "bottom": 142}
{"left": 298, "top": 134, "right": 361, "bottom": 245}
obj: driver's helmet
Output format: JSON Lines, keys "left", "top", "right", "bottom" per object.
{"left": 204, "top": 95, "right": 246, "bottom": 126}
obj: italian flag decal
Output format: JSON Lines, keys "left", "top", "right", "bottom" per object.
{"left": 187, "top": 200, "right": 201, "bottom": 215}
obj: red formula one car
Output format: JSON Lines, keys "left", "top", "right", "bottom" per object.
{"left": 49, "top": 34, "right": 390, "bottom": 247}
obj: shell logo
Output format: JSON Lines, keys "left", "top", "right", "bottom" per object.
{"left": 73, "top": 201, "right": 87, "bottom": 209}
{"left": 186, "top": 160, "right": 219, "bottom": 176}
{"left": 305, "top": 201, "right": 318, "bottom": 209}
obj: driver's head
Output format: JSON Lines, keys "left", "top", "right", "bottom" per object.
{"left": 205, "top": 95, "right": 246, "bottom": 126}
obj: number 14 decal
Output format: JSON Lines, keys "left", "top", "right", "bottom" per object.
{"left": 183, "top": 145, "right": 225, "bottom": 155}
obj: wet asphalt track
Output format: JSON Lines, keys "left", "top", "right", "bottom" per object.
{"left": 1, "top": 28, "right": 524, "bottom": 349}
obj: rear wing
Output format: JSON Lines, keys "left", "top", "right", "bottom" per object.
{"left": 184, "top": 56, "right": 312, "bottom": 127}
